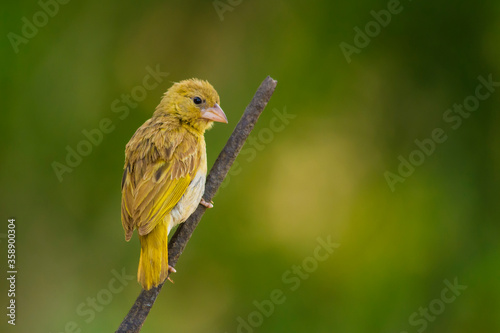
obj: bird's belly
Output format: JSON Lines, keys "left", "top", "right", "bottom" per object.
{"left": 168, "top": 170, "right": 206, "bottom": 233}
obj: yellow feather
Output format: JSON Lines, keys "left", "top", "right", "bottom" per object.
{"left": 138, "top": 217, "right": 170, "bottom": 290}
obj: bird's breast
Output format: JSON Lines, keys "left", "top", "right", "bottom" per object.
{"left": 168, "top": 148, "right": 207, "bottom": 233}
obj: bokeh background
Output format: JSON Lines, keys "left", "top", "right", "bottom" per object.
{"left": 1, "top": 0, "right": 499, "bottom": 332}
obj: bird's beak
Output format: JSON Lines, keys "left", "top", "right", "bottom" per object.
{"left": 201, "top": 103, "right": 228, "bottom": 123}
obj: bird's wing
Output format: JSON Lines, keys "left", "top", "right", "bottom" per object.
{"left": 121, "top": 127, "right": 201, "bottom": 240}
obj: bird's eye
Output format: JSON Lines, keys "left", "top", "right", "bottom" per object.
{"left": 193, "top": 97, "right": 202, "bottom": 105}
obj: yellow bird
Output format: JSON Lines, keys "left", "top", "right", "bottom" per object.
{"left": 121, "top": 79, "right": 227, "bottom": 290}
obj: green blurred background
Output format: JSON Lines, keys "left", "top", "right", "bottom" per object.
{"left": 1, "top": 0, "right": 499, "bottom": 332}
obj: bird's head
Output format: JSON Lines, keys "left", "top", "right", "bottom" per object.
{"left": 155, "top": 78, "right": 228, "bottom": 132}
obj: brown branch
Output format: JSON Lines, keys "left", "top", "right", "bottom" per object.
{"left": 116, "top": 76, "right": 278, "bottom": 333}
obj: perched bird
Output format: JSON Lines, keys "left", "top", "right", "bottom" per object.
{"left": 121, "top": 79, "right": 227, "bottom": 290}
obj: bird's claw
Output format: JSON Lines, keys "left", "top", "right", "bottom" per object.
{"left": 167, "top": 265, "right": 176, "bottom": 283}
{"left": 200, "top": 198, "right": 214, "bottom": 208}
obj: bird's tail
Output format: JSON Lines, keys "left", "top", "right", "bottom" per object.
{"left": 137, "top": 222, "right": 169, "bottom": 290}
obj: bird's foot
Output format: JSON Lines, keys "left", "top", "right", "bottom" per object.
{"left": 167, "top": 265, "right": 176, "bottom": 283}
{"left": 200, "top": 198, "right": 214, "bottom": 208}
